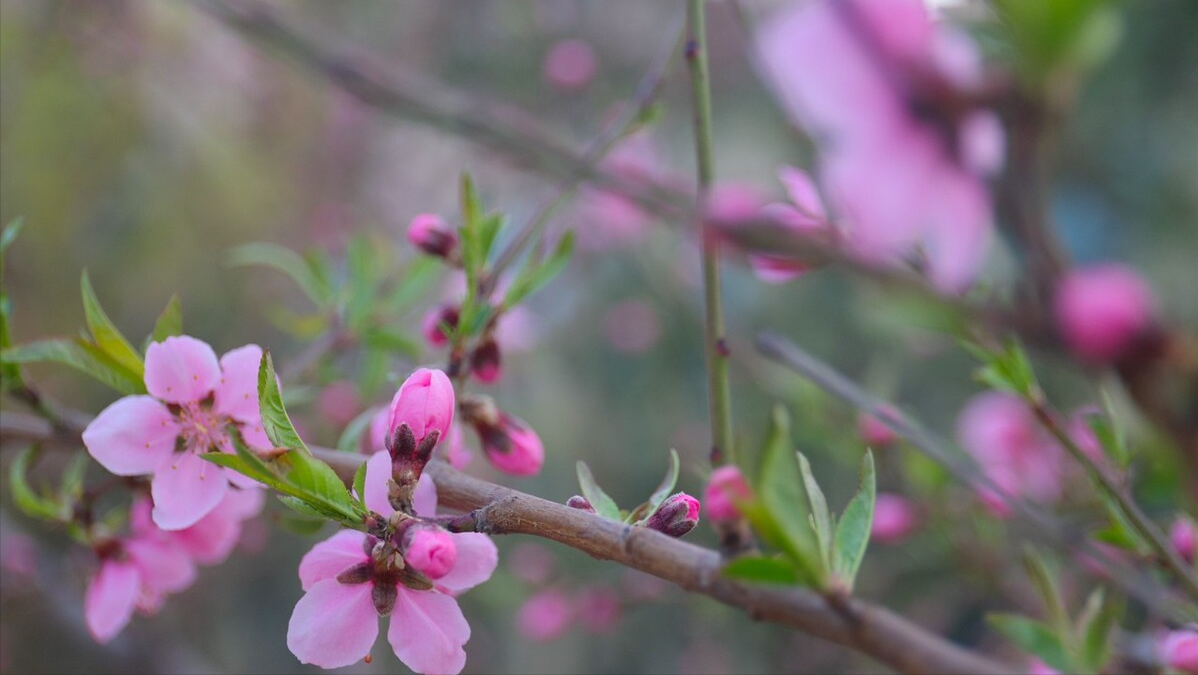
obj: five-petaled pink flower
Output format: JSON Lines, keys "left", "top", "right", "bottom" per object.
{"left": 286, "top": 452, "right": 497, "bottom": 674}
{"left": 83, "top": 336, "right": 267, "bottom": 530}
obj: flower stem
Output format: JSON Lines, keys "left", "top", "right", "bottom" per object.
{"left": 686, "top": 0, "right": 733, "bottom": 465}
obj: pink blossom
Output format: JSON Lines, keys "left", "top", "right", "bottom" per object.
{"left": 957, "top": 392, "right": 1064, "bottom": 508}
{"left": 543, "top": 39, "right": 597, "bottom": 91}
{"left": 494, "top": 306, "right": 541, "bottom": 353}
{"left": 604, "top": 299, "right": 661, "bottom": 354}
{"left": 475, "top": 413, "right": 544, "bottom": 477}
{"left": 575, "top": 133, "right": 663, "bottom": 251}
{"left": 83, "top": 336, "right": 268, "bottom": 530}
{"left": 1160, "top": 629, "right": 1198, "bottom": 674}
{"left": 158, "top": 489, "right": 265, "bottom": 566}
{"left": 370, "top": 408, "right": 470, "bottom": 469}
{"left": 421, "top": 305, "right": 460, "bottom": 348}
{"left": 84, "top": 530, "right": 197, "bottom": 643}
{"left": 1027, "top": 659, "right": 1061, "bottom": 675}
{"left": 287, "top": 453, "right": 497, "bottom": 673}
{"left": 757, "top": 0, "right": 1000, "bottom": 293}
{"left": 858, "top": 407, "right": 900, "bottom": 448}
{"left": 1172, "top": 517, "right": 1196, "bottom": 564}
{"left": 704, "top": 465, "right": 754, "bottom": 521}
{"left": 751, "top": 166, "right": 829, "bottom": 283}
{"left": 386, "top": 368, "right": 455, "bottom": 449}
{"left": 517, "top": 589, "right": 574, "bottom": 642}
{"left": 408, "top": 213, "right": 458, "bottom": 260}
{"left": 316, "top": 380, "right": 362, "bottom": 426}
{"left": 645, "top": 492, "right": 701, "bottom": 538}
{"left": 1067, "top": 407, "right": 1107, "bottom": 465}
{"left": 576, "top": 585, "right": 621, "bottom": 634}
{"left": 1054, "top": 264, "right": 1157, "bottom": 363}
{"left": 870, "top": 494, "right": 918, "bottom": 544}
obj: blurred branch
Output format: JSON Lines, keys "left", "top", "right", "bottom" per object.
{"left": 0, "top": 407, "right": 1011, "bottom": 675}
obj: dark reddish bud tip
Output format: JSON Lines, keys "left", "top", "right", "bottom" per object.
{"left": 422, "top": 305, "right": 461, "bottom": 347}
{"left": 567, "top": 495, "right": 595, "bottom": 512}
{"left": 407, "top": 213, "right": 459, "bottom": 260}
{"left": 645, "top": 492, "right": 700, "bottom": 538}
{"left": 388, "top": 423, "right": 417, "bottom": 461}
{"left": 469, "top": 338, "right": 502, "bottom": 384}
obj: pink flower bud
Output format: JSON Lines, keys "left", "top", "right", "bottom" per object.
{"left": 858, "top": 407, "right": 900, "bottom": 448}
{"left": 479, "top": 414, "right": 544, "bottom": 476}
{"left": 543, "top": 39, "right": 597, "bottom": 91}
{"left": 645, "top": 492, "right": 700, "bottom": 538}
{"left": 870, "top": 494, "right": 918, "bottom": 544}
{"left": 402, "top": 526, "right": 457, "bottom": 580}
{"left": 1160, "top": 629, "right": 1198, "bottom": 674}
{"left": 387, "top": 368, "right": 455, "bottom": 453}
{"left": 469, "top": 338, "right": 502, "bottom": 384}
{"left": 407, "top": 213, "right": 458, "bottom": 259}
{"left": 517, "top": 589, "right": 574, "bottom": 642}
{"left": 1054, "top": 264, "right": 1157, "bottom": 363}
{"left": 1172, "top": 517, "right": 1196, "bottom": 564}
{"left": 421, "top": 305, "right": 460, "bottom": 347}
{"left": 704, "top": 465, "right": 753, "bottom": 521}
{"left": 566, "top": 495, "right": 595, "bottom": 512}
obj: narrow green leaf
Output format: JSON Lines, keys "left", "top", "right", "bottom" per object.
{"left": 227, "top": 243, "right": 331, "bottom": 306}
{"left": 344, "top": 234, "right": 382, "bottom": 331}
{"left": 988, "top": 614, "right": 1071, "bottom": 673}
{"left": 630, "top": 449, "right": 681, "bottom": 525}
{"left": 80, "top": 271, "right": 144, "bottom": 378}
{"left": 257, "top": 350, "right": 308, "bottom": 453}
{"left": 0, "top": 217, "right": 24, "bottom": 257}
{"left": 0, "top": 292, "right": 22, "bottom": 390}
{"left": 504, "top": 231, "right": 575, "bottom": 308}
{"left": 361, "top": 327, "right": 421, "bottom": 358}
{"left": 832, "top": 450, "right": 875, "bottom": 590}
{"left": 1022, "top": 547, "right": 1071, "bottom": 640}
{"left": 477, "top": 212, "right": 505, "bottom": 262}
{"left": 282, "top": 451, "right": 354, "bottom": 517}
{"left": 381, "top": 257, "right": 440, "bottom": 315}
{"left": 1077, "top": 588, "right": 1119, "bottom": 672}
{"left": 10, "top": 447, "right": 60, "bottom": 520}
{"left": 279, "top": 494, "right": 333, "bottom": 519}
{"left": 59, "top": 455, "right": 90, "bottom": 504}
{"left": 752, "top": 405, "right": 823, "bottom": 583}
{"left": 576, "top": 461, "right": 621, "bottom": 521}
{"left": 150, "top": 294, "right": 183, "bottom": 344}
{"left": 274, "top": 506, "right": 329, "bottom": 536}
{"left": 352, "top": 461, "right": 369, "bottom": 502}
{"left": 722, "top": 556, "right": 800, "bottom": 585}
{"left": 797, "top": 452, "right": 832, "bottom": 569}
{"left": 2, "top": 338, "right": 145, "bottom": 394}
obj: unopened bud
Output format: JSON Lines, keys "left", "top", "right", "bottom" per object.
{"left": 870, "top": 494, "right": 918, "bottom": 544}
{"left": 566, "top": 495, "right": 595, "bottom": 512}
{"left": 858, "top": 407, "right": 900, "bottom": 448}
{"left": 407, "top": 213, "right": 459, "bottom": 260}
{"left": 478, "top": 413, "right": 544, "bottom": 476}
{"left": 1054, "top": 264, "right": 1158, "bottom": 363}
{"left": 421, "top": 305, "right": 460, "bottom": 348}
{"left": 645, "top": 492, "right": 700, "bottom": 538}
{"left": 469, "top": 338, "right": 502, "bottom": 384}
{"left": 402, "top": 525, "right": 457, "bottom": 580}
{"left": 1160, "top": 629, "right": 1198, "bottom": 675}
{"left": 704, "top": 465, "right": 753, "bottom": 521}
{"left": 1172, "top": 517, "right": 1196, "bottom": 564}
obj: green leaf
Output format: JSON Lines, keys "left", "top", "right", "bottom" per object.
{"left": 381, "top": 257, "right": 440, "bottom": 315}
{"left": 797, "top": 452, "right": 832, "bottom": 570}
{"left": 963, "top": 339, "right": 1040, "bottom": 400}
{"left": 832, "top": 451, "right": 875, "bottom": 591}
{"left": 576, "top": 461, "right": 622, "bottom": 521}
{"left": 504, "top": 231, "right": 575, "bottom": 308}
{"left": 150, "top": 294, "right": 183, "bottom": 344}
{"left": 361, "top": 327, "right": 421, "bottom": 358}
{"left": 1022, "top": 547, "right": 1070, "bottom": 639}
{"left": 0, "top": 293, "right": 21, "bottom": 391}
{"left": 274, "top": 507, "right": 329, "bottom": 536}
{"left": 227, "top": 243, "right": 332, "bottom": 306}
{"left": 1076, "top": 588, "right": 1119, "bottom": 672}
{"left": 722, "top": 556, "right": 800, "bottom": 585}
{"left": 281, "top": 451, "right": 354, "bottom": 517}
{"left": 338, "top": 408, "right": 378, "bottom": 454}
{"left": 343, "top": 234, "right": 382, "bottom": 331}
{"left": 2, "top": 338, "right": 145, "bottom": 394}
{"left": 10, "top": 447, "right": 60, "bottom": 520}
{"left": 477, "top": 212, "right": 505, "bottom": 262}
{"left": 352, "top": 461, "right": 368, "bottom": 502}
{"left": 80, "top": 271, "right": 144, "bottom": 378}
{"left": 59, "top": 455, "right": 90, "bottom": 505}
{"left": 629, "top": 449, "right": 681, "bottom": 525}
{"left": 257, "top": 350, "right": 308, "bottom": 453}
{"left": 988, "top": 614, "right": 1071, "bottom": 673}
{"left": 0, "top": 216, "right": 24, "bottom": 258}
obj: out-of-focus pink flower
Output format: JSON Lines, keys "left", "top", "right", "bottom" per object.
{"left": 543, "top": 39, "right": 597, "bottom": 91}
{"left": 386, "top": 368, "right": 455, "bottom": 451}
{"left": 475, "top": 413, "right": 544, "bottom": 477}
{"left": 494, "top": 306, "right": 540, "bottom": 353}
{"left": 0, "top": 532, "right": 36, "bottom": 577}
{"left": 1067, "top": 407, "right": 1107, "bottom": 465}
{"left": 575, "top": 133, "right": 663, "bottom": 251}
{"left": 645, "top": 493, "right": 701, "bottom": 538}
{"left": 85, "top": 530, "right": 197, "bottom": 643}
{"left": 750, "top": 166, "right": 830, "bottom": 283}
{"left": 1172, "top": 517, "right": 1196, "bottom": 564}
{"left": 757, "top": 0, "right": 1001, "bottom": 293}
{"left": 443, "top": 422, "right": 472, "bottom": 470}
{"left": 957, "top": 392, "right": 1064, "bottom": 509}
{"left": 132, "top": 490, "right": 265, "bottom": 567}
{"left": 858, "top": 407, "right": 900, "bottom": 448}
{"left": 1160, "top": 629, "right": 1198, "bottom": 674}
{"left": 407, "top": 213, "right": 458, "bottom": 260}
{"left": 422, "top": 305, "right": 460, "bottom": 348}
{"left": 870, "top": 494, "right": 918, "bottom": 544}
{"left": 1027, "top": 659, "right": 1061, "bottom": 675}
{"left": 83, "top": 336, "right": 267, "bottom": 530}
{"left": 507, "top": 543, "right": 556, "bottom": 585}
{"left": 604, "top": 299, "right": 661, "bottom": 354}
{"left": 1054, "top": 264, "right": 1157, "bottom": 363}
{"left": 576, "top": 586, "right": 621, "bottom": 634}
{"left": 316, "top": 380, "right": 362, "bottom": 427}
{"left": 704, "top": 465, "right": 754, "bottom": 521}
{"left": 517, "top": 589, "right": 574, "bottom": 642}
{"left": 287, "top": 453, "right": 497, "bottom": 673}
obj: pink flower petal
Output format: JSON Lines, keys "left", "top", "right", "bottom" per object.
{"left": 125, "top": 538, "right": 196, "bottom": 595}
{"left": 174, "top": 489, "right": 264, "bottom": 565}
{"left": 85, "top": 560, "right": 140, "bottom": 644}
{"left": 213, "top": 344, "right": 264, "bottom": 424}
{"left": 287, "top": 579, "right": 379, "bottom": 669}
{"left": 362, "top": 451, "right": 395, "bottom": 517}
{"left": 151, "top": 451, "right": 229, "bottom": 530}
{"left": 388, "top": 589, "right": 469, "bottom": 675}
{"left": 83, "top": 396, "right": 179, "bottom": 476}
{"left": 144, "top": 336, "right": 221, "bottom": 405}
{"left": 414, "top": 473, "right": 438, "bottom": 517}
{"left": 298, "top": 530, "right": 369, "bottom": 592}
{"left": 777, "top": 165, "right": 825, "bottom": 219}
{"left": 436, "top": 533, "right": 498, "bottom": 595}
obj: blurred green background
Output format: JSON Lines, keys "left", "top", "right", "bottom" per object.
{"left": 1, "top": 1, "right": 1196, "bottom": 673}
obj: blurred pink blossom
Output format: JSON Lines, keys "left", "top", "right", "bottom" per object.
{"left": 957, "top": 392, "right": 1064, "bottom": 509}
{"left": 750, "top": 166, "right": 830, "bottom": 283}
{"left": 604, "top": 299, "right": 661, "bottom": 354}
{"left": 576, "top": 585, "right": 621, "bottom": 634}
{"left": 1160, "top": 628, "right": 1198, "bottom": 674}
{"left": 508, "top": 543, "right": 557, "bottom": 585}
{"left": 704, "top": 465, "right": 754, "bottom": 521}
{"left": 543, "top": 39, "right": 598, "bottom": 91}
{"left": 517, "top": 589, "right": 574, "bottom": 642}
{"left": 870, "top": 494, "right": 918, "bottom": 544}
{"left": 858, "top": 406, "right": 900, "bottom": 448}
{"left": 0, "top": 531, "right": 36, "bottom": 578}
{"left": 1054, "top": 264, "right": 1157, "bottom": 363}
{"left": 316, "top": 380, "right": 363, "bottom": 427}
{"left": 475, "top": 412, "right": 544, "bottom": 477}
{"left": 1172, "top": 516, "right": 1196, "bottom": 564}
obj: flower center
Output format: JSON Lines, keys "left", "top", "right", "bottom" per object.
{"left": 176, "top": 402, "right": 230, "bottom": 454}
